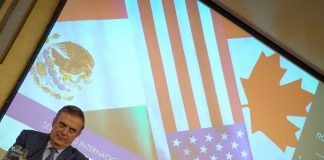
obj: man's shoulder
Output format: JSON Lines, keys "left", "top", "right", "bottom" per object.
{"left": 20, "top": 129, "right": 48, "bottom": 137}
{"left": 66, "top": 146, "right": 88, "bottom": 160}
{"left": 18, "top": 129, "right": 49, "bottom": 142}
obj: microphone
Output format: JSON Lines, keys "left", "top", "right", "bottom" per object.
{"left": 2, "top": 145, "right": 27, "bottom": 160}
{"left": 25, "top": 145, "right": 44, "bottom": 159}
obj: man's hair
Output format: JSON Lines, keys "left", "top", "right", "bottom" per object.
{"left": 56, "top": 105, "right": 85, "bottom": 130}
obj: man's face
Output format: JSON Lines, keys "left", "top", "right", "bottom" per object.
{"left": 50, "top": 112, "right": 83, "bottom": 149}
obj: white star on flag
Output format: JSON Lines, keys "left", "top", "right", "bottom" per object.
{"left": 216, "top": 143, "right": 223, "bottom": 151}
{"left": 206, "top": 134, "right": 213, "bottom": 142}
{"left": 241, "top": 150, "right": 248, "bottom": 158}
{"left": 226, "top": 152, "right": 233, "bottom": 160}
{"left": 221, "top": 132, "right": 228, "bottom": 140}
{"left": 184, "top": 147, "right": 191, "bottom": 156}
{"left": 173, "top": 139, "right": 181, "bottom": 147}
{"left": 210, "top": 155, "right": 218, "bottom": 160}
{"left": 236, "top": 130, "right": 244, "bottom": 138}
{"left": 231, "top": 141, "right": 239, "bottom": 149}
{"left": 190, "top": 136, "right": 198, "bottom": 144}
{"left": 200, "top": 145, "right": 207, "bottom": 153}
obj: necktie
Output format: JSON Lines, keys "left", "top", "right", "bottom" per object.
{"left": 45, "top": 147, "right": 57, "bottom": 160}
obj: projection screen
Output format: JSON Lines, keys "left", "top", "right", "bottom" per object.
{"left": 0, "top": 0, "right": 323, "bottom": 160}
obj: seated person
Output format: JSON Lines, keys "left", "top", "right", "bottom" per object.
{"left": 13, "top": 105, "right": 88, "bottom": 160}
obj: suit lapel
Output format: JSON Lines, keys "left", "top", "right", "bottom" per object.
{"left": 57, "top": 146, "right": 73, "bottom": 160}
{"left": 28, "top": 134, "right": 49, "bottom": 160}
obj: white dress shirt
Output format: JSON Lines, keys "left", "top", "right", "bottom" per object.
{"left": 42, "top": 142, "right": 65, "bottom": 160}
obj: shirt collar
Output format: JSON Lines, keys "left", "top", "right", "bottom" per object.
{"left": 46, "top": 142, "right": 65, "bottom": 154}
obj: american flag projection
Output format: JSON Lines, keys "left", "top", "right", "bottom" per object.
{"left": 132, "top": 0, "right": 253, "bottom": 159}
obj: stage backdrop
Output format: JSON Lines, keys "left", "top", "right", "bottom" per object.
{"left": 0, "top": 0, "right": 322, "bottom": 160}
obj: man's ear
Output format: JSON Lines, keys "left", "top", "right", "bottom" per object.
{"left": 77, "top": 129, "right": 82, "bottom": 136}
{"left": 52, "top": 116, "right": 57, "bottom": 126}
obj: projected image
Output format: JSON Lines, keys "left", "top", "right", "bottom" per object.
{"left": 0, "top": 0, "right": 321, "bottom": 159}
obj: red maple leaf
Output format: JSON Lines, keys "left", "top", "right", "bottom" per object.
{"left": 241, "top": 53, "right": 314, "bottom": 151}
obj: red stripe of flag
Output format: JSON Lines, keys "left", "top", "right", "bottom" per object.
{"left": 137, "top": 0, "right": 177, "bottom": 133}
{"left": 211, "top": 12, "right": 244, "bottom": 123}
{"left": 58, "top": 0, "right": 128, "bottom": 21}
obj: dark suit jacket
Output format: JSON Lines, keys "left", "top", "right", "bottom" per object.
{"left": 14, "top": 130, "right": 88, "bottom": 160}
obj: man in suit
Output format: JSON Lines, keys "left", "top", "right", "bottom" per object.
{"left": 13, "top": 105, "right": 88, "bottom": 160}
